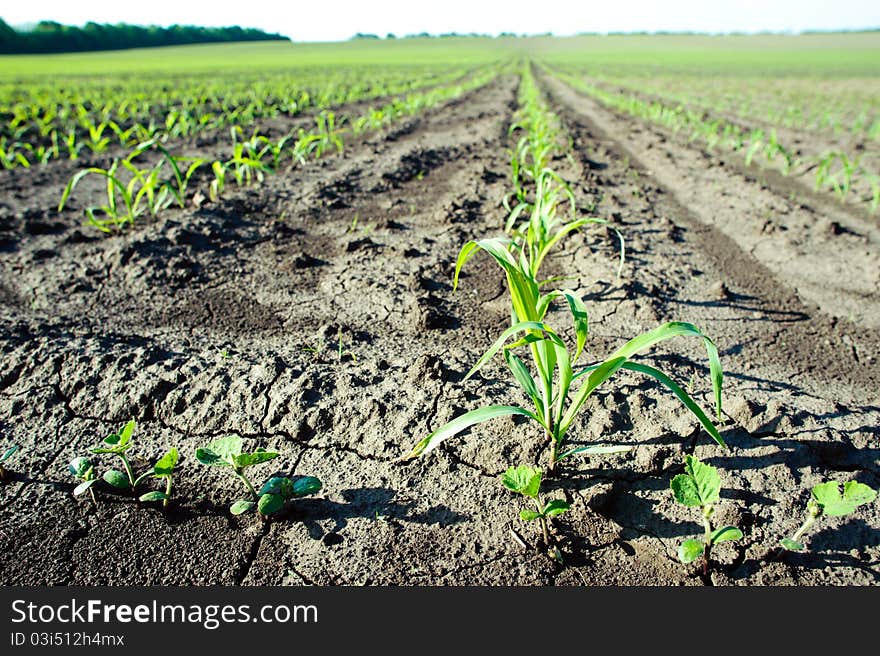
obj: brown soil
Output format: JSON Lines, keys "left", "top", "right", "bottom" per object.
{"left": 0, "top": 72, "right": 877, "bottom": 586}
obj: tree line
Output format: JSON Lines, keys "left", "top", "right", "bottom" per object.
{"left": 0, "top": 19, "right": 289, "bottom": 54}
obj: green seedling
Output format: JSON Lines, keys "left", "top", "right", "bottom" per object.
{"left": 149, "top": 140, "right": 205, "bottom": 208}
{"left": 196, "top": 436, "right": 321, "bottom": 517}
{"left": 58, "top": 149, "right": 154, "bottom": 231}
{"left": 86, "top": 419, "right": 179, "bottom": 507}
{"left": 137, "top": 448, "right": 179, "bottom": 508}
{"left": 225, "top": 133, "right": 273, "bottom": 187}
{"left": 779, "top": 480, "right": 877, "bottom": 553}
{"left": 501, "top": 465, "right": 569, "bottom": 548}
{"left": 0, "top": 444, "right": 20, "bottom": 481}
{"left": 68, "top": 456, "right": 98, "bottom": 505}
{"left": 196, "top": 436, "right": 277, "bottom": 514}
{"left": 409, "top": 242, "right": 724, "bottom": 472}
{"left": 256, "top": 475, "right": 323, "bottom": 517}
{"left": 671, "top": 454, "right": 742, "bottom": 576}
{"left": 209, "top": 160, "right": 227, "bottom": 201}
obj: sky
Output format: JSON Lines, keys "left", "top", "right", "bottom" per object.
{"left": 3, "top": 0, "right": 879, "bottom": 42}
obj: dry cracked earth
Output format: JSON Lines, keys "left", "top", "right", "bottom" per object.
{"left": 0, "top": 71, "right": 878, "bottom": 586}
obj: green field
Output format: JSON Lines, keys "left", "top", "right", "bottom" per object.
{"left": 2, "top": 32, "right": 879, "bottom": 77}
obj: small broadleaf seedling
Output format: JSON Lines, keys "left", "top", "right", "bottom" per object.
{"left": 78, "top": 419, "right": 179, "bottom": 506}
{"left": 779, "top": 479, "right": 877, "bottom": 553}
{"left": 671, "top": 454, "right": 742, "bottom": 576}
{"left": 137, "top": 447, "right": 179, "bottom": 508}
{"left": 257, "top": 475, "right": 323, "bottom": 516}
{"left": 68, "top": 456, "right": 98, "bottom": 505}
{"left": 196, "top": 437, "right": 322, "bottom": 517}
{"left": 0, "top": 444, "right": 20, "bottom": 481}
{"left": 501, "top": 465, "right": 569, "bottom": 548}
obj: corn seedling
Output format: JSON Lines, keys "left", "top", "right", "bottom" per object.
{"left": 225, "top": 128, "right": 273, "bottom": 187}
{"left": 0, "top": 138, "right": 30, "bottom": 170}
{"left": 503, "top": 170, "right": 623, "bottom": 280}
{"left": 81, "top": 120, "right": 111, "bottom": 154}
{"left": 0, "top": 445, "right": 20, "bottom": 481}
{"left": 58, "top": 159, "right": 142, "bottom": 231}
{"left": 744, "top": 131, "right": 764, "bottom": 166}
{"left": 829, "top": 153, "right": 860, "bottom": 203}
{"left": 671, "top": 454, "right": 742, "bottom": 576}
{"left": 63, "top": 129, "right": 83, "bottom": 160}
{"left": 867, "top": 175, "right": 880, "bottom": 213}
{"left": 209, "top": 160, "right": 227, "bottom": 201}
{"left": 108, "top": 120, "right": 137, "bottom": 147}
{"left": 408, "top": 283, "right": 724, "bottom": 472}
{"left": 501, "top": 465, "right": 569, "bottom": 548}
{"left": 310, "top": 111, "right": 346, "bottom": 158}
{"left": 150, "top": 140, "right": 205, "bottom": 208}
{"left": 196, "top": 436, "right": 322, "bottom": 517}
{"left": 779, "top": 480, "right": 877, "bottom": 553}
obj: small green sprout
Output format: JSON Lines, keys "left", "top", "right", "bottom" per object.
{"left": 0, "top": 444, "right": 20, "bottom": 481}
{"left": 501, "top": 465, "right": 569, "bottom": 548}
{"left": 79, "top": 419, "right": 179, "bottom": 507}
{"left": 780, "top": 480, "right": 877, "bottom": 553}
{"left": 68, "top": 456, "right": 98, "bottom": 505}
{"left": 257, "top": 475, "right": 322, "bottom": 516}
{"left": 671, "top": 455, "right": 742, "bottom": 576}
{"left": 137, "top": 447, "right": 179, "bottom": 508}
{"left": 196, "top": 436, "right": 322, "bottom": 517}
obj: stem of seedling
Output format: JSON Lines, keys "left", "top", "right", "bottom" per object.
{"left": 119, "top": 454, "right": 136, "bottom": 488}
{"left": 164, "top": 476, "right": 173, "bottom": 509}
{"left": 788, "top": 509, "right": 818, "bottom": 546}
{"left": 702, "top": 506, "right": 714, "bottom": 577}
{"left": 548, "top": 436, "right": 559, "bottom": 473}
{"left": 235, "top": 469, "right": 259, "bottom": 501}
{"left": 771, "top": 501, "right": 821, "bottom": 560}
{"left": 535, "top": 497, "right": 551, "bottom": 546}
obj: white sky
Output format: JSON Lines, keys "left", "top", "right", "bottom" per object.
{"left": 3, "top": 0, "right": 879, "bottom": 42}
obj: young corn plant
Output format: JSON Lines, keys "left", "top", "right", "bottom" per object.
{"left": 671, "top": 454, "right": 742, "bottom": 576}
{"left": 58, "top": 139, "right": 161, "bottom": 231}
{"left": 501, "top": 465, "right": 569, "bottom": 548}
{"left": 63, "top": 129, "right": 84, "bottom": 161}
{"left": 407, "top": 283, "right": 724, "bottom": 472}
{"left": 829, "top": 153, "right": 860, "bottom": 203}
{"left": 0, "top": 444, "right": 20, "bottom": 481}
{"left": 225, "top": 128, "right": 273, "bottom": 187}
{"left": 0, "top": 138, "right": 31, "bottom": 170}
{"left": 502, "top": 169, "right": 624, "bottom": 281}
{"left": 58, "top": 159, "right": 146, "bottom": 232}
{"left": 153, "top": 141, "right": 205, "bottom": 209}
{"left": 309, "top": 110, "right": 346, "bottom": 158}
{"left": 81, "top": 119, "right": 111, "bottom": 154}
{"left": 195, "top": 436, "right": 322, "bottom": 517}
{"left": 779, "top": 480, "right": 877, "bottom": 553}
{"left": 867, "top": 174, "right": 880, "bottom": 214}
{"left": 209, "top": 160, "right": 228, "bottom": 201}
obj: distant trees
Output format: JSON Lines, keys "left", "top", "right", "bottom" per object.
{"left": 0, "top": 18, "right": 288, "bottom": 54}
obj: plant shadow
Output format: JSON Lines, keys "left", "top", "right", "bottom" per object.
{"left": 274, "top": 486, "right": 471, "bottom": 540}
